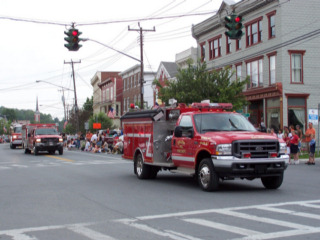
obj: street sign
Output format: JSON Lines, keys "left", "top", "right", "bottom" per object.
{"left": 308, "top": 109, "right": 318, "bottom": 125}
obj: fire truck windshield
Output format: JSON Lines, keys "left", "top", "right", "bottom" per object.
{"left": 13, "top": 127, "right": 22, "bottom": 133}
{"left": 35, "top": 128, "right": 58, "bottom": 135}
{"left": 194, "top": 113, "right": 257, "bottom": 133}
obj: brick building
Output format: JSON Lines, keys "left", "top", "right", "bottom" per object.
{"left": 120, "top": 64, "right": 155, "bottom": 112}
{"left": 90, "top": 71, "right": 123, "bottom": 127}
{"left": 192, "top": 0, "right": 320, "bottom": 133}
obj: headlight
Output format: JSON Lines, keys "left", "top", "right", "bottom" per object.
{"left": 36, "top": 138, "right": 41, "bottom": 143}
{"left": 280, "top": 142, "right": 286, "bottom": 154}
{"left": 59, "top": 138, "right": 63, "bottom": 142}
{"left": 216, "top": 144, "right": 232, "bottom": 155}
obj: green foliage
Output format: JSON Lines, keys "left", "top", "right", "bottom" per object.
{"left": 88, "top": 112, "right": 114, "bottom": 132}
{"left": 153, "top": 60, "right": 249, "bottom": 111}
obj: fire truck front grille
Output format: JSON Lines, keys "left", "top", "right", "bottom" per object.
{"left": 233, "top": 140, "right": 279, "bottom": 158}
{"left": 41, "top": 138, "right": 59, "bottom": 144}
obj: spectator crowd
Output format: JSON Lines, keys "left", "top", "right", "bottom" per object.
{"left": 61, "top": 128, "right": 124, "bottom": 154}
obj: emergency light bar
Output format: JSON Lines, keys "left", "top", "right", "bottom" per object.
{"left": 191, "top": 102, "right": 233, "bottom": 110}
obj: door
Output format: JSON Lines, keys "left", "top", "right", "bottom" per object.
{"left": 172, "top": 115, "right": 196, "bottom": 168}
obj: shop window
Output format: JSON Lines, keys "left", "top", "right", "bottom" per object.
{"left": 287, "top": 97, "right": 306, "bottom": 132}
{"left": 266, "top": 98, "right": 280, "bottom": 132}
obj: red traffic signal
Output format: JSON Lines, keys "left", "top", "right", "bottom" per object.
{"left": 72, "top": 30, "right": 79, "bottom": 36}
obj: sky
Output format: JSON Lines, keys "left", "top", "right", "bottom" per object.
{"left": 0, "top": 0, "right": 226, "bottom": 121}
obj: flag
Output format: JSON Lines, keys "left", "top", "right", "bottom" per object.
{"left": 108, "top": 107, "right": 115, "bottom": 119}
{"left": 3, "top": 126, "right": 7, "bottom": 133}
{"left": 153, "top": 101, "right": 159, "bottom": 109}
{"left": 63, "top": 120, "right": 68, "bottom": 129}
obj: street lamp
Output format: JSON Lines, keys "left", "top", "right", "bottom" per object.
{"left": 35, "top": 80, "right": 73, "bottom": 92}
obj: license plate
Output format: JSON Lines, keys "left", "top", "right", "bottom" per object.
{"left": 255, "top": 164, "right": 267, "bottom": 173}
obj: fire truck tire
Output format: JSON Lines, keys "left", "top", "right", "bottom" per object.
{"left": 59, "top": 148, "right": 63, "bottom": 155}
{"left": 135, "top": 153, "right": 151, "bottom": 179}
{"left": 33, "top": 146, "right": 39, "bottom": 156}
{"left": 149, "top": 167, "right": 159, "bottom": 179}
{"left": 10, "top": 143, "right": 16, "bottom": 149}
{"left": 261, "top": 173, "right": 283, "bottom": 189}
{"left": 198, "top": 158, "right": 219, "bottom": 191}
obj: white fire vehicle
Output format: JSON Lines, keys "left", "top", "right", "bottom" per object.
{"left": 9, "top": 123, "right": 22, "bottom": 149}
{"left": 121, "top": 102, "right": 289, "bottom": 191}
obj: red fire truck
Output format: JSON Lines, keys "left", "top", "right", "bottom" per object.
{"left": 22, "top": 124, "right": 63, "bottom": 155}
{"left": 9, "top": 123, "right": 22, "bottom": 149}
{"left": 121, "top": 102, "right": 289, "bottom": 191}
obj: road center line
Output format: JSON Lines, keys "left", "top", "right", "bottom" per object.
{"left": 45, "top": 155, "right": 75, "bottom": 162}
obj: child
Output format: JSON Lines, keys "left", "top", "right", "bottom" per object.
{"left": 290, "top": 130, "right": 299, "bottom": 165}
{"left": 306, "top": 134, "right": 316, "bottom": 165}
{"left": 283, "top": 132, "right": 291, "bottom": 159}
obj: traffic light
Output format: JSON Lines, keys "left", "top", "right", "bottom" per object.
{"left": 225, "top": 13, "right": 244, "bottom": 40}
{"left": 64, "top": 28, "right": 82, "bottom": 51}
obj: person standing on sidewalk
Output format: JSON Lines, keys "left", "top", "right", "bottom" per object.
{"left": 306, "top": 134, "right": 316, "bottom": 165}
{"left": 305, "top": 122, "right": 316, "bottom": 154}
{"left": 290, "top": 130, "right": 300, "bottom": 164}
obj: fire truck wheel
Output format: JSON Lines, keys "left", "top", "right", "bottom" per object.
{"left": 10, "top": 143, "right": 16, "bottom": 149}
{"left": 59, "top": 148, "right": 63, "bottom": 155}
{"left": 261, "top": 173, "right": 283, "bottom": 189}
{"left": 149, "top": 167, "right": 159, "bottom": 179}
{"left": 33, "top": 146, "right": 38, "bottom": 156}
{"left": 198, "top": 158, "right": 219, "bottom": 191}
{"left": 135, "top": 153, "right": 151, "bottom": 179}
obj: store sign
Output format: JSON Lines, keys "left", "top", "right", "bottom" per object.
{"left": 308, "top": 109, "right": 318, "bottom": 125}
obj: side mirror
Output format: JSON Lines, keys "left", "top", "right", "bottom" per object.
{"left": 188, "top": 128, "right": 194, "bottom": 138}
{"left": 174, "top": 126, "right": 182, "bottom": 138}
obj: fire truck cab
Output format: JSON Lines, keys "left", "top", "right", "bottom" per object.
{"left": 22, "top": 124, "right": 63, "bottom": 155}
{"left": 121, "top": 102, "right": 289, "bottom": 191}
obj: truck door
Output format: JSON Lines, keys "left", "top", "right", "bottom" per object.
{"left": 172, "top": 115, "right": 196, "bottom": 168}
{"left": 28, "top": 129, "right": 35, "bottom": 148}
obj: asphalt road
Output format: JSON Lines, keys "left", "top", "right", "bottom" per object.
{"left": 0, "top": 143, "right": 319, "bottom": 240}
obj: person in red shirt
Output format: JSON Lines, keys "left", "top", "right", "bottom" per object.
{"left": 290, "top": 130, "right": 300, "bottom": 165}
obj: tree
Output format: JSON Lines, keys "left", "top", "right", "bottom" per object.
{"left": 88, "top": 112, "right": 114, "bottom": 133}
{"left": 153, "top": 60, "right": 249, "bottom": 111}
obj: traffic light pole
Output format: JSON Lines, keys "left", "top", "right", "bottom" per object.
{"left": 64, "top": 60, "right": 81, "bottom": 133}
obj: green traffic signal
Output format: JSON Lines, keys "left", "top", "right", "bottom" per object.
{"left": 225, "top": 13, "right": 244, "bottom": 40}
{"left": 64, "top": 28, "right": 83, "bottom": 51}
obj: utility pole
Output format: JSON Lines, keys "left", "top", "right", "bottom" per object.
{"left": 128, "top": 22, "right": 155, "bottom": 109}
{"left": 64, "top": 59, "right": 81, "bottom": 132}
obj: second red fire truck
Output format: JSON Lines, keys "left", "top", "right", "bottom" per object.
{"left": 121, "top": 102, "right": 289, "bottom": 191}
{"left": 22, "top": 124, "right": 63, "bottom": 155}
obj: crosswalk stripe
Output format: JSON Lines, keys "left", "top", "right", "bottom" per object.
{"left": 67, "top": 225, "right": 116, "bottom": 240}
{"left": 183, "top": 218, "right": 262, "bottom": 236}
{"left": 213, "top": 209, "right": 311, "bottom": 229}
{"left": 255, "top": 206, "right": 320, "bottom": 220}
